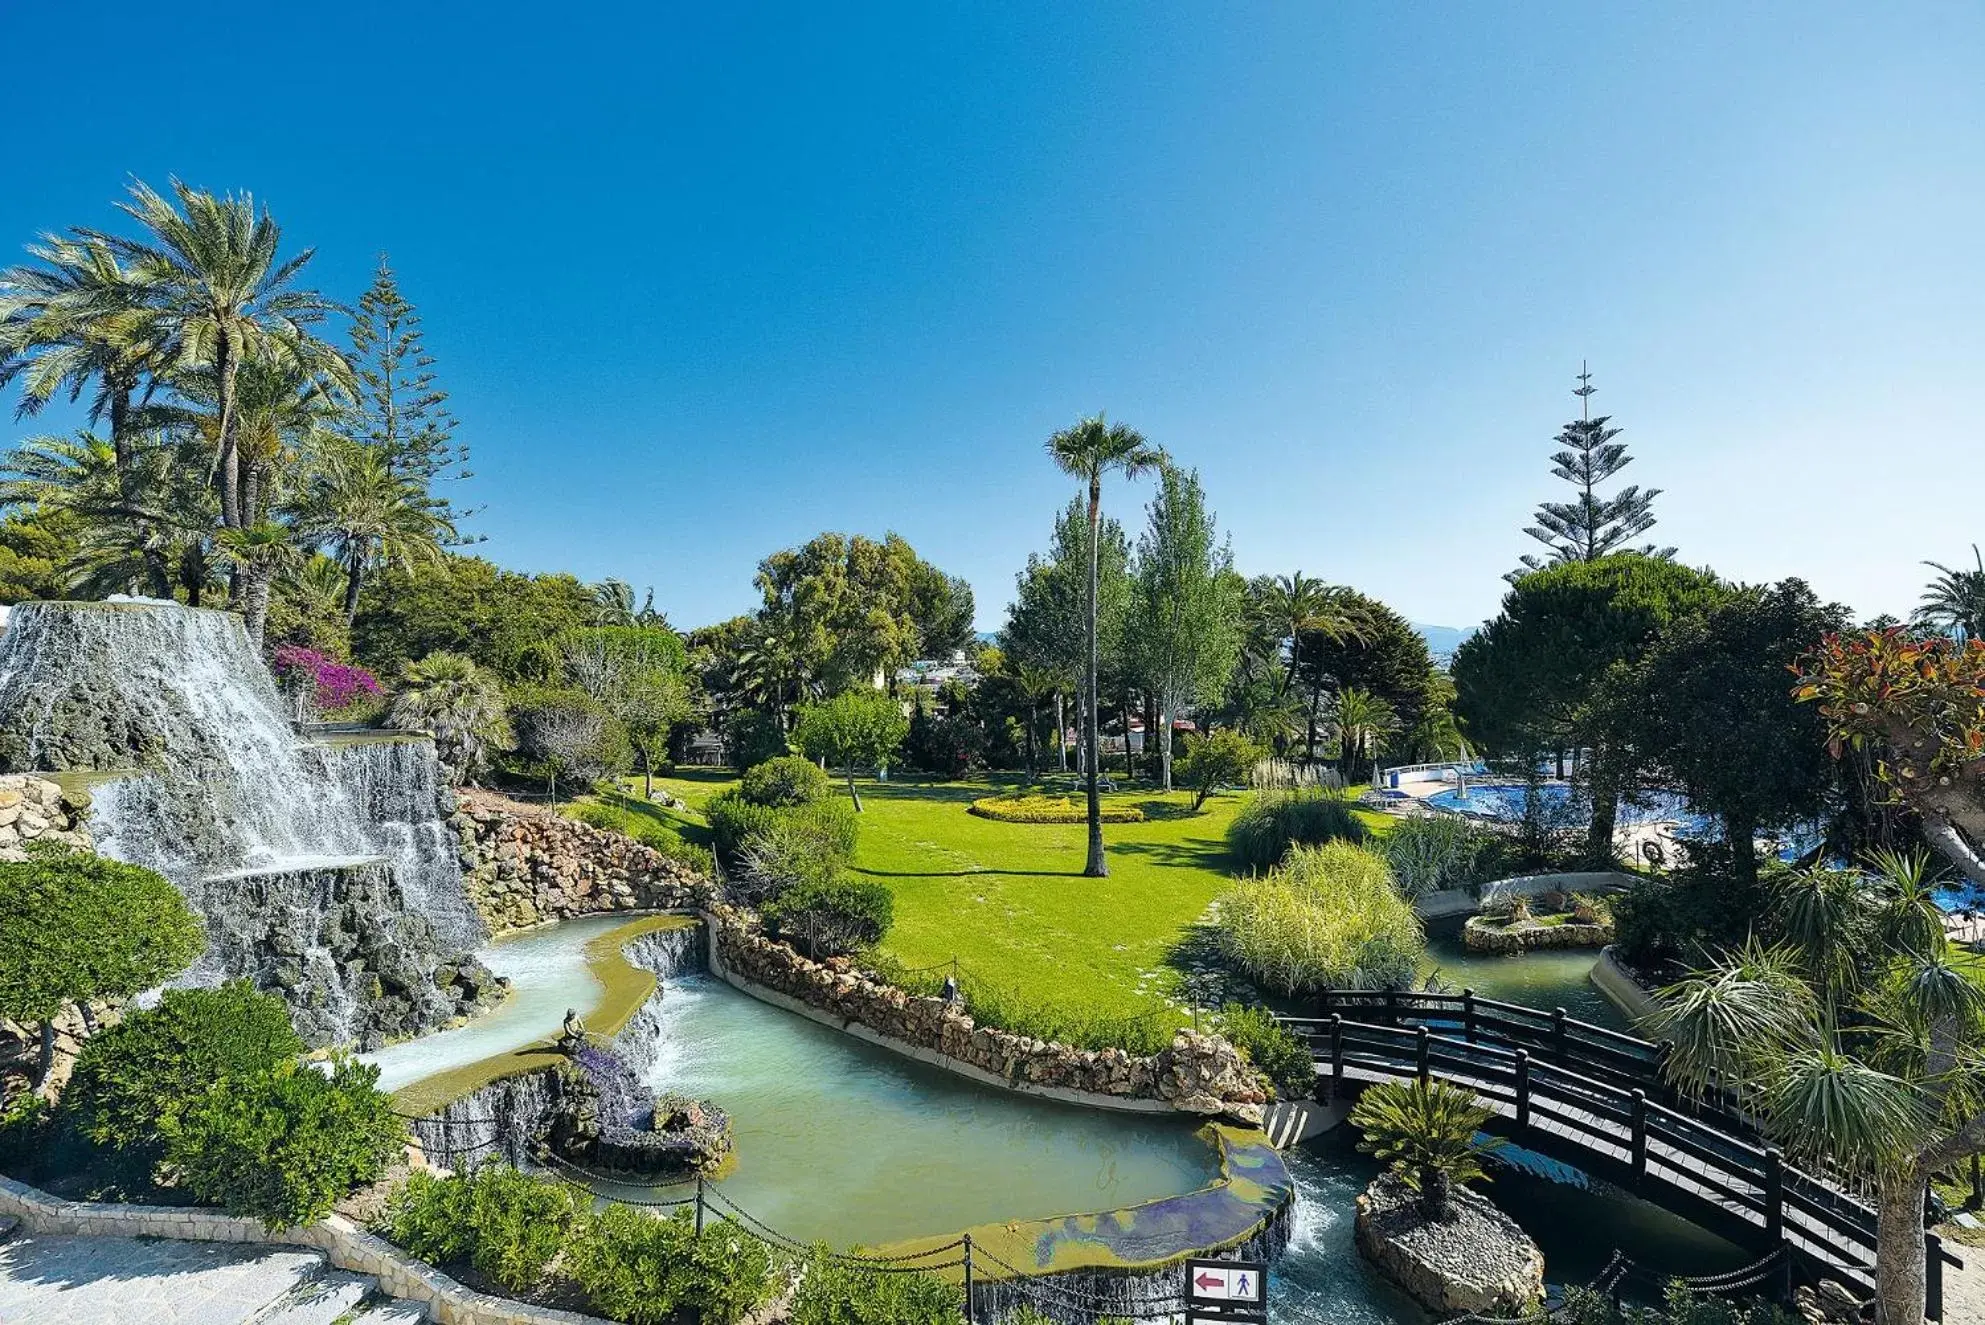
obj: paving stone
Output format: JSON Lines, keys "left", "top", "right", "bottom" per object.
{"left": 0, "top": 1232, "right": 324, "bottom": 1325}
{"left": 252, "top": 1268, "right": 377, "bottom": 1324}
{"left": 352, "top": 1301, "right": 428, "bottom": 1323}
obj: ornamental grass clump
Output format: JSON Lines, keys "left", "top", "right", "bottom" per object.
{"left": 1216, "top": 841, "right": 1423, "bottom": 994}
{"left": 1225, "top": 787, "right": 1369, "bottom": 872}
{"left": 1379, "top": 813, "right": 1504, "bottom": 898}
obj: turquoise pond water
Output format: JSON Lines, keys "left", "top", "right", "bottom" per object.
{"left": 377, "top": 920, "right": 1745, "bottom": 1321}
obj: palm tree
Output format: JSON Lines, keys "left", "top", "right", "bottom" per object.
{"left": 215, "top": 522, "right": 304, "bottom": 645}
{"left": 1347, "top": 1077, "right": 1504, "bottom": 1222}
{"left": 1914, "top": 546, "right": 1985, "bottom": 643}
{"left": 387, "top": 651, "right": 510, "bottom": 784}
{"left": 297, "top": 440, "right": 455, "bottom": 625}
{"left": 1260, "top": 572, "right": 1365, "bottom": 760}
{"left": 282, "top": 553, "right": 354, "bottom": 625}
{"left": 1046, "top": 414, "right": 1164, "bottom": 877}
{"left": 0, "top": 430, "right": 213, "bottom": 600}
{"left": 1334, "top": 686, "right": 1399, "bottom": 783}
{"left": 101, "top": 178, "right": 348, "bottom": 533}
{"left": 590, "top": 578, "right": 637, "bottom": 626}
{"left": 1644, "top": 850, "right": 1985, "bottom": 1325}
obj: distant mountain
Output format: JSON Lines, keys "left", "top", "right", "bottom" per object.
{"left": 1413, "top": 623, "right": 1476, "bottom": 663}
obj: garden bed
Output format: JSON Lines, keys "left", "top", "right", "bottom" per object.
{"left": 1463, "top": 893, "right": 1614, "bottom": 954}
{"left": 967, "top": 792, "right": 1146, "bottom": 823}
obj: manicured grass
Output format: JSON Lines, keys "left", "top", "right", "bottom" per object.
{"left": 641, "top": 769, "right": 1390, "bottom": 1019}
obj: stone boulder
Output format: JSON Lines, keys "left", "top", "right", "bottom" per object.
{"left": 0, "top": 775, "right": 93, "bottom": 861}
{"left": 1353, "top": 1174, "right": 1545, "bottom": 1317}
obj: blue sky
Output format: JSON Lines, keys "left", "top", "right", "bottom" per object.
{"left": 4, "top": 3, "right": 1982, "bottom": 632}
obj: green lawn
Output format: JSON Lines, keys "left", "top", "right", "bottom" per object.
{"left": 631, "top": 770, "right": 1389, "bottom": 1020}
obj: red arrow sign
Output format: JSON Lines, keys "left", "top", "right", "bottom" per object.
{"left": 1194, "top": 1272, "right": 1225, "bottom": 1292}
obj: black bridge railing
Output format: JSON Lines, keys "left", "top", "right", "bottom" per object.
{"left": 1278, "top": 990, "right": 1962, "bottom": 1322}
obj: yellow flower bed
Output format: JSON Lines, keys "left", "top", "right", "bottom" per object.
{"left": 968, "top": 793, "right": 1146, "bottom": 824}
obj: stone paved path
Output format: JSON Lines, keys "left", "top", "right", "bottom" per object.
{"left": 0, "top": 1232, "right": 409, "bottom": 1325}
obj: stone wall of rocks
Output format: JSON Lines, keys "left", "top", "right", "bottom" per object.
{"left": 0, "top": 774, "right": 93, "bottom": 860}
{"left": 452, "top": 790, "right": 717, "bottom": 933}
{"left": 1461, "top": 915, "right": 1613, "bottom": 954}
{"left": 711, "top": 906, "right": 1268, "bottom": 1121}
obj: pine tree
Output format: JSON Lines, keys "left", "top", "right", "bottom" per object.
{"left": 1514, "top": 365, "right": 1670, "bottom": 578}
{"left": 345, "top": 257, "right": 471, "bottom": 509}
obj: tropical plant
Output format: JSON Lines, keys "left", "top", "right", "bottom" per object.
{"left": 1641, "top": 850, "right": 1985, "bottom": 1325}
{"left": 1913, "top": 545, "right": 1985, "bottom": 643}
{"left": 1216, "top": 841, "right": 1423, "bottom": 993}
{"left": 296, "top": 438, "right": 455, "bottom": 624}
{"left": 386, "top": 651, "right": 511, "bottom": 783}
{"left": 1225, "top": 786, "right": 1370, "bottom": 871}
{"left": 789, "top": 690, "right": 910, "bottom": 811}
{"left": 1347, "top": 1077, "right": 1504, "bottom": 1221}
{"left": 1379, "top": 813, "right": 1504, "bottom": 898}
{"left": 1046, "top": 414, "right": 1165, "bottom": 876}
{"left": 164, "top": 1055, "right": 402, "bottom": 1229}
{"left": 1332, "top": 686, "right": 1399, "bottom": 783}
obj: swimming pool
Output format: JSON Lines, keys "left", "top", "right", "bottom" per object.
{"left": 1423, "top": 782, "right": 1714, "bottom": 835}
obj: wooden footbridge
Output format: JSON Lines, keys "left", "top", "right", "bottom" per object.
{"left": 1277, "top": 990, "right": 1964, "bottom": 1321}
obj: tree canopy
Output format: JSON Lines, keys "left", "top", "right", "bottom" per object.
{"left": 789, "top": 689, "right": 909, "bottom": 811}
{"left": 0, "top": 849, "right": 205, "bottom": 1025}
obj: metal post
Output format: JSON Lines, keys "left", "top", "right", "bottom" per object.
{"left": 1928, "top": 1230, "right": 1945, "bottom": 1323}
{"left": 1763, "top": 1147, "right": 1784, "bottom": 1244}
{"left": 695, "top": 1174, "right": 705, "bottom": 1235}
{"left": 1415, "top": 1026, "right": 1430, "bottom": 1084}
{"left": 1972, "top": 1152, "right": 1983, "bottom": 1211}
{"left": 962, "top": 1233, "right": 974, "bottom": 1323}
{"left": 1330, "top": 1014, "right": 1344, "bottom": 1099}
{"left": 1629, "top": 1090, "right": 1647, "bottom": 1191}
{"left": 1462, "top": 988, "right": 1476, "bottom": 1044}
{"left": 1514, "top": 1050, "right": 1530, "bottom": 1132}
{"left": 1552, "top": 1007, "right": 1568, "bottom": 1066}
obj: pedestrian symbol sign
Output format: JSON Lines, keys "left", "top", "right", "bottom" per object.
{"left": 1185, "top": 1258, "right": 1268, "bottom": 1313}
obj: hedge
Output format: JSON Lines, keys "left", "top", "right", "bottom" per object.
{"left": 967, "top": 794, "right": 1144, "bottom": 824}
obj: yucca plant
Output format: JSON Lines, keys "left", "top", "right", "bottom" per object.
{"left": 1347, "top": 1077, "right": 1504, "bottom": 1222}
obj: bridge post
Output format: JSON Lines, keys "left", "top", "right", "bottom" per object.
{"left": 1415, "top": 1026, "right": 1430, "bottom": 1083}
{"left": 1330, "top": 1014, "right": 1344, "bottom": 1098}
{"left": 1462, "top": 988, "right": 1476, "bottom": 1044}
{"left": 1763, "top": 1147, "right": 1784, "bottom": 1244}
{"left": 1514, "top": 1049, "right": 1531, "bottom": 1132}
{"left": 1384, "top": 987, "right": 1397, "bottom": 1023}
{"left": 1928, "top": 1230, "right": 1945, "bottom": 1323}
{"left": 1552, "top": 1007, "right": 1568, "bottom": 1066}
{"left": 1629, "top": 1090, "right": 1647, "bottom": 1192}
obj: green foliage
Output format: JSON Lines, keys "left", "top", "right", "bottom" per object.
{"left": 967, "top": 793, "right": 1145, "bottom": 824}
{"left": 1560, "top": 1283, "right": 1800, "bottom": 1325}
{"left": 1216, "top": 1003, "right": 1313, "bottom": 1099}
{"left": 64, "top": 982, "right": 303, "bottom": 1169}
{"left": 708, "top": 789, "right": 860, "bottom": 867}
{"left": 741, "top": 755, "right": 833, "bottom": 807}
{"left": 754, "top": 532, "right": 975, "bottom": 696}
{"left": 723, "top": 709, "right": 790, "bottom": 772}
{"left": 386, "top": 651, "right": 510, "bottom": 784}
{"left": 565, "top": 1205, "right": 774, "bottom": 1325}
{"left": 791, "top": 691, "right": 911, "bottom": 789}
{"left": 165, "top": 1056, "right": 403, "bottom": 1229}
{"left": 1611, "top": 843, "right": 1780, "bottom": 971}
{"left": 1378, "top": 814, "right": 1506, "bottom": 898}
{"left": 0, "top": 848, "right": 205, "bottom": 1024}
{"left": 1217, "top": 841, "right": 1423, "bottom": 994}
{"left": 1347, "top": 1077, "right": 1503, "bottom": 1221}
{"left": 731, "top": 811, "right": 846, "bottom": 905}
{"left": 1174, "top": 728, "right": 1262, "bottom": 810}
{"left": 355, "top": 553, "right": 599, "bottom": 684}
{"left": 1225, "top": 786, "right": 1370, "bottom": 871}
{"left": 385, "top": 1164, "right": 588, "bottom": 1293}
{"left": 764, "top": 876, "right": 895, "bottom": 958}
{"left": 901, "top": 704, "right": 985, "bottom": 780}
{"left": 0, "top": 509, "right": 77, "bottom": 602}
{"left": 788, "top": 1246, "right": 964, "bottom": 1325}
{"left": 1296, "top": 594, "right": 1436, "bottom": 756}
{"left": 508, "top": 683, "right": 632, "bottom": 798}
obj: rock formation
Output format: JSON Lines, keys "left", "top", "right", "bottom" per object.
{"left": 1353, "top": 1173, "right": 1545, "bottom": 1316}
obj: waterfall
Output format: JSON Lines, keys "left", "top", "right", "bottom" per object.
{"left": 0, "top": 600, "right": 495, "bottom": 1048}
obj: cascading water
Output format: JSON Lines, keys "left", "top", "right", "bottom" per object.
{"left": 0, "top": 599, "right": 499, "bottom": 1048}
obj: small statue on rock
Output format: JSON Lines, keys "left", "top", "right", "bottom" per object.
{"left": 557, "top": 1007, "right": 588, "bottom": 1056}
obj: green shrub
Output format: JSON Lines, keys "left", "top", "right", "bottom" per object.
{"left": 1216, "top": 1003, "right": 1314, "bottom": 1099}
{"left": 165, "top": 1056, "right": 403, "bottom": 1229}
{"left": 1225, "top": 788, "right": 1369, "bottom": 872}
{"left": 1217, "top": 841, "right": 1423, "bottom": 994}
{"left": 724, "top": 710, "right": 789, "bottom": 772}
{"left": 566, "top": 1205, "right": 773, "bottom": 1325}
{"left": 0, "top": 847, "right": 206, "bottom": 1024}
{"left": 967, "top": 793, "right": 1144, "bottom": 824}
{"left": 1379, "top": 814, "right": 1505, "bottom": 898}
{"left": 708, "top": 789, "right": 858, "bottom": 866}
{"left": 740, "top": 755, "right": 832, "bottom": 807}
{"left": 734, "top": 813, "right": 846, "bottom": 905}
{"left": 64, "top": 982, "right": 303, "bottom": 1171}
{"left": 385, "top": 1163, "right": 587, "bottom": 1292}
{"left": 571, "top": 801, "right": 626, "bottom": 831}
{"left": 764, "top": 876, "right": 895, "bottom": 958}
{"left": 788, "top": 1247, "right": 963, "bottom": 1325}
{"left": 1560, "top": 1282, "right": 1800, "bottom": 1325}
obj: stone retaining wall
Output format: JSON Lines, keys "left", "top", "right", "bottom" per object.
{"left": 1589, "top": 945, "right": 1660, "bottom": 1023}
{"left": 711, "top": 907, "right": 1267, "bottom": 1122}
{"left": 0, "top": 773, "right": 93, "bottom": 859}
{"left": 0, "top": 1175, "right": 609, "bottom": 1325}
{"left": 453, "top": 790, "right": 716, "bottom": 933}
{"left": 1462, "top": 915, "right": 1613, "bottom": 954}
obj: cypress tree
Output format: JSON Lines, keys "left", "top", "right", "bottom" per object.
{"left": 1514, "top": 364, "right": 1670, "bottom": 577}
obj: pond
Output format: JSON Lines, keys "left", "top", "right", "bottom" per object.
{"left": 1420, "top": 915, "right": 1629, "bottom": 1030}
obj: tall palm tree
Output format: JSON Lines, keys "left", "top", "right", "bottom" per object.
{"left": 1333, "top": 686, "right": 1399, "bottom": 783}
{"left": 297, "top": 440, "right": 455, "bottom": 625}
{"left": 1914, "top": 546, "right": 1985, "bottom": 643}
{"left": 1644, "top": 851, "right": 1985, "bottom": 1325}
{"left": 590, "top": 577, "right": 637, "bottom": 626}
{"left": 100, "top": 178, "right": 348, "bottom": 533}
{"left": 0, "top": 430, "right": 213, "bottom": 600}
{"left": 1046, "top": 414, "right": 1164, "bottom": 877}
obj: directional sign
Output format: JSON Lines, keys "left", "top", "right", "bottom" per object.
{"left": 1186, "top": 1258, "right": 1267, "bottom": 1308}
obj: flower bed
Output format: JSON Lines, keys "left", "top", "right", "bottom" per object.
{"left": 968, "top": 793, "right": 1145, "bottom": 824}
